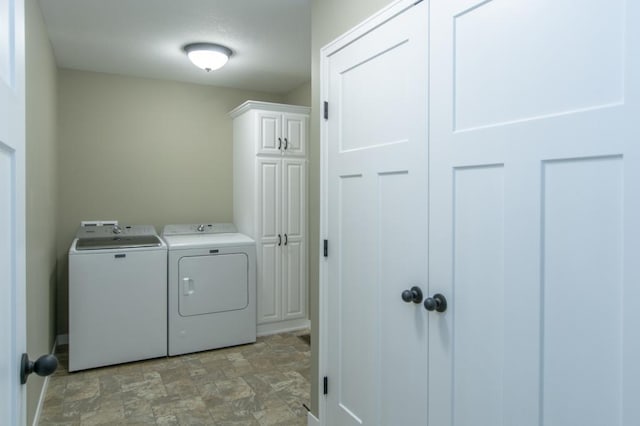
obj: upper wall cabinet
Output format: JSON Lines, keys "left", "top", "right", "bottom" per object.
{"left": 258, "top": 111, "right": 307, "bottom": 157}
{"left": 231, "top": 101, "right": 308, "bottom": 157}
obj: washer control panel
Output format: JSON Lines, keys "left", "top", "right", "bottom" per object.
{"left": 75, "top": 224, "right": 157, "bottom": 239}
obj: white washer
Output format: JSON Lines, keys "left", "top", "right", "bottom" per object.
{"left": 163, "top": 223, "right": 256, "bottom": 356}
{"left": 68, "top": 224, "right": 167, "bottom": 372}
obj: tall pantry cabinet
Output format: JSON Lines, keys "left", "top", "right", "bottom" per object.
{"left": 230, "top": 101, "right": 310, "bottom": 335}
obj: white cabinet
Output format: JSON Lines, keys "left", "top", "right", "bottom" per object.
{"left": 231, "top": 101, "right": 310, "bottom": 335}
{"left": 257, "top": 110, "right": 307, "bottom": 157}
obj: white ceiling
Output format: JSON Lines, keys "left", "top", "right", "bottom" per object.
{"left": 38, "top": 0, "right": 312, "bottom": 94}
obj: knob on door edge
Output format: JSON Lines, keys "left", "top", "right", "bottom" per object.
{"left": 20, "top": 353, "right": 58, "bottom": 384}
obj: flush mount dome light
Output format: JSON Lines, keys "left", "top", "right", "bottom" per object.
{"left": 184, "top": 43, "right": 232, "bottom": 72}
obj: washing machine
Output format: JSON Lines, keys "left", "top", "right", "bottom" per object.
{"left": 162, "top": 223, "right": 256, "bottom": 356}
{"left": 68, "top": 224, "right": 167, "bottom": 372}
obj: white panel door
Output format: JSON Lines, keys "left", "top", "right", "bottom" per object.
{"left": 257, "top": 158, "right": 282, "bottom": 323}
{"left": 282, "top": 114, "right": 306, "bottom": 157}
{"left": 0, "top": 0, "right": 25, "bottom": 423}
{"left": 428, "top": 0, "right": 640, "bottom": 425}
{"left": 325, "top": 1, "right": 429, "bottom": 424}
{"left": 257, "top": 111, "right": 282, "bottom": 155}
{"left": 282, "top": 159, "right": 306, "bottom": 320}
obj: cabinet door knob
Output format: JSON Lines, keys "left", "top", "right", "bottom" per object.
{"left": 278, "top": 137, "right": 282, "bottom": 150}
{"left": 284, "top": 234, "right": 288, "bottom": 245}
{"left": 284, "top": 138, "right": 288, "bottom": 150}
{"left": 278, "top": 234, "right": 282, "bottom": 246}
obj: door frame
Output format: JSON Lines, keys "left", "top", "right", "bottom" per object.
{"left": 318, "top": 0, "right": 424, "bottom": 423}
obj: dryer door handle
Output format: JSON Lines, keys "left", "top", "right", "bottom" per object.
{"left": 182, "top": 277, "right": 195, "bottom": 296}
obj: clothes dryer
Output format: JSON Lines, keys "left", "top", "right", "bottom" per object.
{"left": 162, "top": 223, "right": 256, "bottom": 356}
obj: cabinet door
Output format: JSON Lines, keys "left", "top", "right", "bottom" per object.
{"left": 282, "top": 159, "right": 306, "bottom": 320}
{"left": 257, "top": 111, "right": 283, "bottom": 155}
{"left": 257, "top": 158, "right": 282, "bottom": 323}
{"left": 282, "top": 113, "right": 307, "bottom": 157}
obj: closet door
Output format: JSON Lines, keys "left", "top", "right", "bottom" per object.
{"left": 323, "top": 1, "right": 429, "bottom": 424}
{"left": 428, "top": 0, "right": 640, "bottom": 425}
{"left": 282, "top": 159, "right": 306, "bottom": 320}
{"left": 257, "top": 158, "right": 282, "bottom": 323}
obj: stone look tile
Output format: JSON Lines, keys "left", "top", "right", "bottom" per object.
{"left": 122, "top": 394, "right": 154, "bottom": 419}
{"left": 217, "top": 377, "right": 256, "bottom": 401}
{"left": 39, "top": 331, "right": 311, "bottom": 425}
{"left": 253, "top": 401, "right": 298, "bottom": 426}
{"left": 164, "top": 377, "right": 200, "bottom": 397}
{"left": 64, "top": 378, "right": 100, "bottom": 402}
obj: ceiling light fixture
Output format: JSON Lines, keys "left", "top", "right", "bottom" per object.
{"left": 184, "top": 43, "right": 232, "bottom": 72}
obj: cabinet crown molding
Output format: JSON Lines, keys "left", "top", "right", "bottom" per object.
{"left": 229, "top": 100, "right": 311, "bottom": 118}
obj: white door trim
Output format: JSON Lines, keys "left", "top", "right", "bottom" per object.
{"left": 318, "top": 0, "right": 423, "bottom": 423}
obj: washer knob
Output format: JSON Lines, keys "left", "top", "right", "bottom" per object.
{"left": 197, "top": 224, "right": 205, "bottom": 232}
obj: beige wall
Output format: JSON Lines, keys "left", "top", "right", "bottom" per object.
{"left": 284, "top": 80, "right": 311, "bottom": 107}
{"left": 56, "top": 70, "right": 283, "bottom": 334}
{"left": 309, "top": 0, "right": 394, "bottom": 416}
{"left": 25, "top": 0, "right": 59, "bottom": 423}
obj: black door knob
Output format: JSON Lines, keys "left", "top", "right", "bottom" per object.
{"left": 424, "top": 293, "right": 447, "bottom": 312}
{"left": 20, "top": 353, "right": 58, "bottom": 384}
{"left": 401, "top": 286, "right": 423, "bottom": 304}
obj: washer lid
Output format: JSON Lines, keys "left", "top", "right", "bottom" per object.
{"left": 75, "top": 235, "right": 163, "bottom": 250}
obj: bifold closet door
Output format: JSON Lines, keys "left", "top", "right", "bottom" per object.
{"left": 324, "top": 1, "right": 429, "bottom": 425}
{"left": 428, "top": 0, "right": 640, "bottom": 425}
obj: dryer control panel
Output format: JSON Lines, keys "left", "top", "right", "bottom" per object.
{"left": 162, "top": 223, "right": 237, "bottom": 236}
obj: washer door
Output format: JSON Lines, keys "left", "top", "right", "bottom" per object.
{"left": 178, "top": 253, "right": 248, "bottom": 316}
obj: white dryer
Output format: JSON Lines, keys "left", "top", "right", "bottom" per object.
{"left": 68, "top": 224, "right": 167, "bottom": 372}
{"left": 162, "top": 223, "right": 256, "bottom": 356}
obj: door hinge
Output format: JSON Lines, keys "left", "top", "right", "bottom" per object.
{"left": 323, "top": 101, "right": 329, "bottom": 120}
{"left": 323, "top": 376, "right": 328, "bottom": 395}
{"left": 323, "top": 239, "right": 328, "bottom": 257}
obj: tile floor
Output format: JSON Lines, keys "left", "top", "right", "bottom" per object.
{"left": 39, "top": 331, "right": 311, "bottom": 425}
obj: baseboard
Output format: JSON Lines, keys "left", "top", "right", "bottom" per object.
{"left": 32, "top": 337, "right": 59, "bottom": 426}
{"left": 56, "top": 334, "right": 68, "bottom": 345}
{"left": 257, "top": 318, "right": 310, "bottom": 337}
{"left": 307, "top": 411, "right": 320, "bottom": 426}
